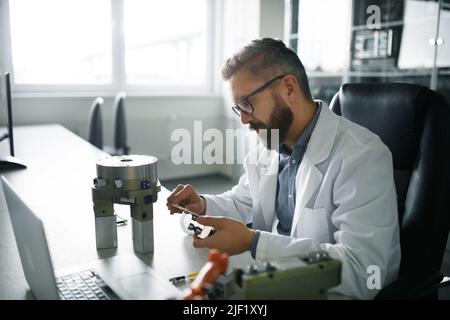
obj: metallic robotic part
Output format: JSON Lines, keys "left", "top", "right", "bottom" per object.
{"left": 95, "top": 216, "right": 118, "bottom": 249}
{"left": 197, "top": 226, "right": 215, "bottom": 239}
{"left": 132, "top": 218, "right": 154, "bottom": 254}
{"left": 187, "top": 220, "right": 215, "bottom": 239}
{"left": 92, "top": 155, "right": 160, "bottom": 254}
{"left": 209, "top": 251, "right": 342, "bottom": 300}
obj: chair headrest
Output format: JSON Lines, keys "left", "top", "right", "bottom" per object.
{"left": 331, "top": 83, "right": 431, "bottom": 170}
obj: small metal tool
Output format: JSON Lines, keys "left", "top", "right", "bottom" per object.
{"left": 171, "top": 203, "right": 200, "bottom": 219}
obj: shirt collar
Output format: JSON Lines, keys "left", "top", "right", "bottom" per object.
{"left": 279, "top": 101, "right": 322, "bottom": 155}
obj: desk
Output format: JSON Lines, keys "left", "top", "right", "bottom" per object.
{"left": 0, "top": 125, "right": 253, "bottom": 299}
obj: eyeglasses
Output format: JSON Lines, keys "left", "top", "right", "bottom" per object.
{"left": 231, "top": 74, "right": 285, "bottom": 117}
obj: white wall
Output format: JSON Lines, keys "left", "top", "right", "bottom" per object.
{"left": 218, "top": 0, "right": 285, "bottom": 182}
{"left": 1, "top": 95, "right": 225, "bottom": 180}
{"left": 260, "top": 0, "right": 285, "bottom": 40}
{"left": 1, "top": 0, "right": 286, "bottom": 181}
{"left": 217, "top": 0, "right": 260, "bottom": 181}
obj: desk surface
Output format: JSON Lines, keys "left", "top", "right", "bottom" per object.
{"left": 0, "top": 125, "right": 253, "bottom": 299}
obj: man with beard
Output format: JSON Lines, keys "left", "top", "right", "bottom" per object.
{"left": 166, "top": 38, "right": 400, "bottom": 299}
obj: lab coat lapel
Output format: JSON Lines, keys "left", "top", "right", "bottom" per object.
{"left": 255, "top": 149, "right": 278, "bottom": 231}
{"left": 290, "top": 158, "right": 322, "bottom": 237}
{"left": 289, "top": 103, "right": 339, "bottom": 237}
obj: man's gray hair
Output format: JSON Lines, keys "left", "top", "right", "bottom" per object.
{"left": 221, "top": 38, "right": 312, "bottom": 100}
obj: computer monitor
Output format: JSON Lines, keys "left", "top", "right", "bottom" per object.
{"left": 0, "top": 72, "right": 26, "bottom": 170}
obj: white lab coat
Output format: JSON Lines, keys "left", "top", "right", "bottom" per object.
{"left": 203, "top": 102, "right": 401, "bottom": 299}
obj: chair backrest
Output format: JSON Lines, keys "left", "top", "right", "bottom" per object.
{"left": 330, "top": 83, "right": 450, "bottom": 280}
{"left": 87, "top": 97, "right": 104, "bottom": 149}
{"left": 112, "top": 92, "right": 129, "bottom": 155}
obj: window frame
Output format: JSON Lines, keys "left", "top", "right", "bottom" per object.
{"left": 0, "top": 0, "right": 215, "bottom": 96}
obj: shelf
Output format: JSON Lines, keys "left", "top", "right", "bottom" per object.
{"left": 348, "top": 70, "right": 432, "bottom": 78}
{"left": 306, "top": 71, "right": 346, "bottom": 78}
{"left": 439, "top": 69, "right": 450, "bottom": 76}
{"left": 351, "top": 20, "right": 404, "bottom": 31}
{"left": 307, "top": 70, "right": 434, "bottom": 78}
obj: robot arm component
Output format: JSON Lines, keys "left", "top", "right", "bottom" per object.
{"left": 92, "top": 155, "right": 160, "bottom": 254}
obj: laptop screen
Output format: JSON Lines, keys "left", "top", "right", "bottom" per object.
{"left": 1, "top": 176, "right": 59, "bottom": 299}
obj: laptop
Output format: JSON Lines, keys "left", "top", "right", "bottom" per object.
{"left": 1, "top": 176, "right": 182, "bottom": 300}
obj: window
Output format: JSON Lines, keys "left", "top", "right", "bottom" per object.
{"left": 1, "top": 0, "right": 213, "bottom": 93}
{"left": 9, "top": 0, "right": 112, "bottom": 85}
{"left": 124, "top": 0, "right": 207, "bottom": 87}
{"left": 297, "top": 0, "right": 351, "bottom": 73}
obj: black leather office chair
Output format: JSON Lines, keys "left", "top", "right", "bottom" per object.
{"left": 86, "top": 97, "right": 104, "bottom": 149}
{"left": 330, "top": 83, "right": 450, "bottom": 299}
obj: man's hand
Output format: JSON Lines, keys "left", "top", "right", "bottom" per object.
{"left": 193, "top": 216, "right": 255, "bottom": 256}
{"left": 166, "top": 184, "right": 206, "bottom": 215}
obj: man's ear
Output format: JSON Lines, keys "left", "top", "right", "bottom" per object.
{"left": 281, "top": 74, "right": 299, "bottom": 103}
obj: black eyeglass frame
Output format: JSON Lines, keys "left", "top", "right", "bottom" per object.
{"left": 231, "top": 74, "right": 286, "bottom": 117}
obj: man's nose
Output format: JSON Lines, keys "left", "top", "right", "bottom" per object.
{"left": 240, "top": 111, "right": 253, "bottom": 125}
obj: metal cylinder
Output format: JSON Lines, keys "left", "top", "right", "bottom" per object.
{"left": 92, "top": 155, "right": 160, "bottom": 254}
{"left": 96, "top": 155, "right": 158, "bottom": 183}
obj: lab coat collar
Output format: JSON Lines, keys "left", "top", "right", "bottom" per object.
{"left": 304, "top": 101, "right": 339, "bottom": 165}
{"left": 252, "top": 101, "right": 339, "bottom": 232}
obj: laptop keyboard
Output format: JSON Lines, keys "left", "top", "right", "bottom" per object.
{"left": 56, "top": 269, "right": 120, "bottom": 300}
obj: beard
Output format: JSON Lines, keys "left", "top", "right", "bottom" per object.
{"left": 249, "top": 93, "right": 294, "bottom": 150}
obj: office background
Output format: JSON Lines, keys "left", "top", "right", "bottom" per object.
{"left": 0, "top": 0, "right": 449, "bottom": 298}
